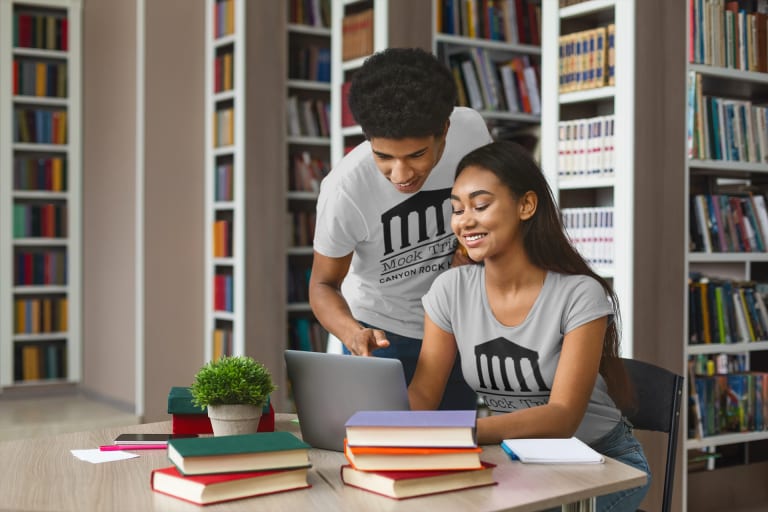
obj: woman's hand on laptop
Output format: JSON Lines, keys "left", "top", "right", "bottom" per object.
{"left": 347, "top": 328, "right": 390, "bottom": 356}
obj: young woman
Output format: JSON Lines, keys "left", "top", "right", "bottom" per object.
{"left": 408, "top": 141, "right": 650, "bottom": 511}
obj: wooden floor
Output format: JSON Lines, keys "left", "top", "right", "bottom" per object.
{"left": 0, "top": 391, "right": 139, "bottom": 442}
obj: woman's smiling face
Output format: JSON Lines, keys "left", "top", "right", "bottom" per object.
{"left": 450, "top": 165, "right": 534, "bottom": 262}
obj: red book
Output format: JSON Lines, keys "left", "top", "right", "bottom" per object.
{"left": 150, "top": 465, "right": 310, "bottom": 506}
{"left": 60, "top": 17, "right": 68, "bottom": 51}
{"left": 340, "top": 462, "right": 496, "bottom": 500}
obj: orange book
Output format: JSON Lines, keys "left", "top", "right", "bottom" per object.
{"left": 344, "top": 440, "right": 483, "bottom": 472}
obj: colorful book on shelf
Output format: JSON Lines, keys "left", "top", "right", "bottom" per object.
{"left": 344, "top": 409, "right": 477, "bottom": 448}
{"left": 500, "top": 437, "right": 604, "bottom": 464}
{"left": 340, "top": 462, "right": 496, "bottom": 500}
{"left": 167, "top": 386, "right": 275, "bottom": 435}
{"left": 344, "top": 440, "right": 483, "bottom": 472}
{"left": 150, "top": 465, "right": 310, "bottom": 506}
{"left": 167, "top": 431, "right": 308, "bottom": 476}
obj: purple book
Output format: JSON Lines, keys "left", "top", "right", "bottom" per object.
{"left": 344, "top": 410, "right": 477, "bottom": 448}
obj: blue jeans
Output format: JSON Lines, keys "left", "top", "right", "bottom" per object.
{"left": 342, "top": 323, "right": 478, "bottom": 410}
{"left": 589, "top": 418, "right": 652, "bottom": 512}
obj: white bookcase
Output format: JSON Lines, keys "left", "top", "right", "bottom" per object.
{"left": 0, "top": 0, "right": 81, "bottom": 389}
{"left": 540, "top": 0, "right": 636, "bottom": 355}
{"left": 203, "top": 0, "right": 288, "bottom": 408}
{"left": 682, "top": 4, "right": 768, "bottom": 509}
{"left": 286, "top": 0, "right": 332, "bottom": 353}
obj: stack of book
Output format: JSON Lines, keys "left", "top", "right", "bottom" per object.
{"left": 340, "top": 410, "right": 496, "bottom": 500}
{"left": 150, "top": 431, "right": 311, "bottom": 505}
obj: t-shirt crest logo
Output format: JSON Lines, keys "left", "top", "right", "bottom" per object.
{"left": 474, "top": 337, "right": 550, "bottom": 393}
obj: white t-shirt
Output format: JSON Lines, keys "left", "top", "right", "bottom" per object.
{"left": 313, "top": 107, "right": 492, "bottom": 338}
{"left": 423, "top": 267, "right": 621, "bottom": 443}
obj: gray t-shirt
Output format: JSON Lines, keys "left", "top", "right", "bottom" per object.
{"left": 313, "top": 107, "right": 492, "bottom": 338}
{"left": 423, "top": 266, "right": 621, "bottom": 443}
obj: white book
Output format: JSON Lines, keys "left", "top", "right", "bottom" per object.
{"left": 522, "top": 65, "right": 540, "bottom": 114}
{"left": 501, "top": 437, "right": 604, "bottom": 464}
{"left": 460, "top": 59, "right": 484, "bottom": 111}
{"left": 751, "top": 194, "right": 768, "bottom": 245}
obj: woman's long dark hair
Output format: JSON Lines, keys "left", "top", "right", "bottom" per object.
{"left": 455, "top": 141, "right": 631, "bottom": 411}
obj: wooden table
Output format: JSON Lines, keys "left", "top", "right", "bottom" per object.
{"left": 0, "top": 414, "right": 646, "bottom": 511}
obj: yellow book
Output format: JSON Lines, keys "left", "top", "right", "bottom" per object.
{"left": 43, "top": 298, "right": 52, "bottom": 333}
{"left": 51, "top": 157, "right": 63, "bottom": 191}
{"left": 594, "top": 27, "right": 607, "bottom": 89}
{"left": 213, "top": 329, "right": 223, "bottom": 361}
{"left": 699, "top": 279, "right": 711, "bottom": 343}
{"left": 222, "top": 52, "right": 232, "bottom": 91}
{"left": 35, "top": 62, "right": 47, "bottom": 97}
{"left": 30, "top": 299, "right": 40, "bottom": 334}
{"left": 15, "top": 299, "right": 25, "bottom": 334}
{"left": 59, "top": 297, "right": 68, "bottom": 332}
{"left": 22, "top": 345, "right": 40, "bottom": 381}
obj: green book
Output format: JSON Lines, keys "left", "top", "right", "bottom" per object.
{"left": 167, "top": 386, "right": 206, "bottom": 415}
{"left": 168, "top": 431, "right": 311, "bottom": 476}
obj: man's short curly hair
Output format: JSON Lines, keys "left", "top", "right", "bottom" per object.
{"left": 348, "top": 47, "right": 457, "bottom": 139}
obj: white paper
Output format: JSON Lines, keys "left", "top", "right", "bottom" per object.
{"left": 502, "top": 437, "right": 605, "bottom": 464}
{"left": 70, "top": 449, "right": 140, "bottom": 464}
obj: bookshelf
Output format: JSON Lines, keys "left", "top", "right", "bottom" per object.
{"left": 204, "top": 0, "right": 287, "bottom": 408}
{"left": 540, "top": 0, "right": 635, "bottom": 353}
{"left": 0, "top": 0, "right": 81, "bottom": 389}
{"left": 329, "top": 0, "right": 431, "bottom": 167}
{"left": 431, "top": 0, "right": 542, "bottom": 153}
{"left": 286, "top": 0, "right": 331, "bottom": 353}
{"left": 682, "top": 2, "right": 768, "bottom": 510}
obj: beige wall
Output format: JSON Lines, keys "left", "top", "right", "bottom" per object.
{"left": 81, "top": 0, "right": 205, "bottom": 420}
{"left": 143, "top": 0, "right": 205, "bottom": 421}
{"left": 81, "top": 0, "right": 138, "bottom": 409}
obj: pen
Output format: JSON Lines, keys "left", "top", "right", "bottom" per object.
{"left": 99, "top": 444, "right": 167, "bottom": 451}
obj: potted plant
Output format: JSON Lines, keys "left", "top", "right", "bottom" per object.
{"left": 190, "top": 355, "right": 276, "bottom": 436}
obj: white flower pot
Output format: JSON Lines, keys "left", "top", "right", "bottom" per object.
{"left": 206, "top": 404, "right": 263, "bottom": 436}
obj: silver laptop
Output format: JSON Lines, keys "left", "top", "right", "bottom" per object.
{"left": 284, "top": 349, "right": 410, "bottom": 452}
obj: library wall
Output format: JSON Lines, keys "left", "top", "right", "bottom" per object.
{"left": 143, "top": 0, "right": 205, "bottom": 422}
{"left": 81, "top": 0, "right": 138, "bottom": 409}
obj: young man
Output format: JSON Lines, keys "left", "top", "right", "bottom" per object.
{"left": 309, "top": 48, "right": 492, "bottom": 410}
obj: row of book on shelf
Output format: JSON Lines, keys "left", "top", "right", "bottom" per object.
{"left": 13, "top": 60, "right": 67, "bottom": 98}
{"left": 290, "top": 151, "right": 329, "bottom": 193}
{"left": 290, "top": 210, "right": 316, "bottom": 247}
{"left": 561, "top": 206, "right": 614, "bottom": 268}
{"left": 688, "top": 353, "right": 768, "bottom": 439}
{"left": 688, "top": 72, "right": 768, "bottom": 163}
{"left": 213, "top": 51, "right": 233, "bottom": 93}
{"left": 289, "top": 44, "right": 331, "bottom": 83}
{"left": 557, "top": 115, "right": 615, "bottom": 179}
{"left": 449, "top": 51, "right": 540, "bottom": 115}
{"left": 12, "top": 203, "right": 67, "bottom": 238}
{"left": 212, "top": 327, "right": 233, "bottom": 361}
{"left": 14, "top": 342, "right": 66, "bottom": 382}
{"left": 690, "top": 0, "right": 768, "bottom": 71}
{"left": 14, "top": 155, "right": 67, "bottom": 191}
{"left": 558, "top": 25, "right": 615, "bottom": 93}
{"left": 15, "top": 250, "right": 67, "bottom": 286}
{"left": 690, "top": 192, "right": 768, "bottom": 253}
{"left": 288, "top": 317, "right": 328, "bottom": 353}
{"left": 213, "top": 161, "right": 233, "bottom": 201}
{"left": 436, "top": 0, "right": 541, "bottom": 46}
{"left": 213, "top": 273, "right": 233, "bottom": 312}
{"left": 212, "top": 0, "right": 235, "bottom": 39}
{"left": 688, "top": 274, "right": 768, "bottom": 344}
{"left": 287, "top": 265, "right": 311, "bottom": 304}
{"left": 213, "top": 107, "right": 234, "bottom": 147}
{"left": 289, "top": 0, "right": 331, "bottom": 28}
{"left": 287, "top": 96, "right": 330, "bottom": 138}
{"left": 341, "top": 8, "right": 373, "bottom": 61}
{"left": 12, "top": 10, "right": 69, "bottom": 51}
{"left": 13, "top": 108, "right": 68, "bottom": 144}
{"left": 14, "top": 296, "right": 68, "bottom": 334}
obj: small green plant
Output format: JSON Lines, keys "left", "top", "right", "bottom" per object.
{"left": 190, "top": 355, "right": 276, "bottom": 409}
